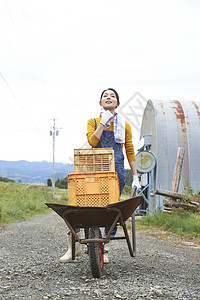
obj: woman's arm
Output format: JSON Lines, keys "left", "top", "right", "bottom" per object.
{"left": 87, "top": 118, "right": 105, "bottom": 147}
{"left": 87, "top": 111, "right": 113, "bottom": 146}
{"left": 129, "top": 160, "right": 137, "bottom": 175}
{"left": 93, "top": 123, "right": 104, "bottom": 139}
{"left": 87, "top": 119, "right": 100, "bottom": 147}
{"left": 124, "top": 121, "right": 136, "bottom": 164}
{"left": 125, "top": 121, "right": 141, "bottom": 189}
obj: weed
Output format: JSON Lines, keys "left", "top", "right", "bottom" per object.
{"left": 182, "top": 175, "right": 197, "bottom": 203}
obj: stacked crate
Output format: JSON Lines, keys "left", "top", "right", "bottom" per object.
{"left": 68, "top": 148, "right": 119, "bottom": 206}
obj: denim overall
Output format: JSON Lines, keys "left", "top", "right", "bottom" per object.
{"left": 94, "top": 119, "right": 126, "bottom": 235}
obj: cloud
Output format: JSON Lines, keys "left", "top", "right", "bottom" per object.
{"left": 0, "top": 0, "right": 200, "bottom": 162}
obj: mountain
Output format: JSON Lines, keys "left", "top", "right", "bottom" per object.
{"left": 0, "top": 160, "right": 74, "bottom": 185}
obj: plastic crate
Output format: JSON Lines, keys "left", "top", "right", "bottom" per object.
{"left": 68, "top": 172, "right": 119, "bottom": 206}
{"left": 74, "top": 148, "right": 115, "bottom": 173}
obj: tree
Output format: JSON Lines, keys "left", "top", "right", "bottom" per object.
{"left": 47, "top": 178, "right": 52, "bottom": 187}
{"left": 55, "top": 177, "right": 68, "bottom": 189}
{"left": 0, "top": 176, "right": 15, "bottom": 183}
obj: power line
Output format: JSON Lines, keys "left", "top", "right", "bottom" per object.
{"left": 18, "top": 0, "right": 45, "bottom": 84}
{"left": 0, "top": 15, "right": 28, "bottom": 88}
{"left": 3, "top": 0, "right": 37, "bottom": 86}
{"left": 0, "top": 0, "right": 44, "bottom": 126}
{"left": 0, "top": 72, "right": 26, "bottom": 112}
{"left": 0, "top": 1, "right": 43, "bottom": 135}
{"left": 0, "top": 72, "right": 42, "bottom": 134}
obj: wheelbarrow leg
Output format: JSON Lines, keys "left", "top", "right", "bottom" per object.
{"left": 84, "top": 226, "right": 89, "bottom": 254}
{"left": 122, "top": 222, "right": 134, "bottom": 257}
{"left": 132, "top": 212, "right": 136, "bottom": 257}
{"left": 132, "top": 212, "right": 136, "bottom": 256}
{"left": 72, "top": 232, "right": 75, "bottom": 260}
{"left": 130, "top": 187, "right": 136, "bottom": 257}
{"left": 84, "top": 226, "right": 89, "bottom": 239}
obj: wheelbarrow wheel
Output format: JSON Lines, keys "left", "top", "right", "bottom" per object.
{"left": 88, "top": 226, "right": 104, "bottom": 278}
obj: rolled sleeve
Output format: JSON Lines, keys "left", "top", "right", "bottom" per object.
{"left": 125, "top": 121, "right": 136, "bottom": 162}
{"left": 87, "top": 118, "right": 100, "bottom": 147}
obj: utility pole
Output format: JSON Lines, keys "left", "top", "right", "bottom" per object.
{"left": 50, "top": 118, "right": 61, "bottom": 199}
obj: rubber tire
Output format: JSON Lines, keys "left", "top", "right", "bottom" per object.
{"left": 88, "top": 227, "right": 104, "bottom": 278}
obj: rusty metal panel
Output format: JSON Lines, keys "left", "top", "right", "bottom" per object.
{"left": 140, "top": 100, "right": 200, "bottom": 194}
{"left": 183, "top": 101, "right": 200, "bottom": 192}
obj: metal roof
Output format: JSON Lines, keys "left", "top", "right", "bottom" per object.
{"left": 140, "top": 100, "right": 200, "bottom": 193}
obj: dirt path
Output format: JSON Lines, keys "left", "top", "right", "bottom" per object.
{"left": 0, "top": 212, "right": 199, "bottom": 299}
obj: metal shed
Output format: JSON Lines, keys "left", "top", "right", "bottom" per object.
{"left": 139, "top": 99, "right": 200, "bottom": 213}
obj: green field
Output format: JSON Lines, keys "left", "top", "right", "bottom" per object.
{"left": 0, "top": 182, "right": 68, "bottom": 226}
{"left": 0, "top": 182, "right": 199, "bottom": 244}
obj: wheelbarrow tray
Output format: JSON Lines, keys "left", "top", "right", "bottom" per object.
{"left": 45, "top": 195, "right": 142, "bottom": 228}
{"left": 46, "top": 195, "right": 142, "bottom": 260}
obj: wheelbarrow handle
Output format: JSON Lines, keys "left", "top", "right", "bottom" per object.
{"left": 130, "top": 186, "right": 136, "bottom": 198}
{"left": 130, "top": 186, "right": 136, "bottom": 257}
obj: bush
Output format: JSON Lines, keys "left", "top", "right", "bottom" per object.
{"left": 55, "top": 177, "right": 68, "bottom": 189}
{"left": 122, "top": 185, "right": 131, "bottom": 195}
{"left": 125, "top": 169, "right": 132, "bottom": 186}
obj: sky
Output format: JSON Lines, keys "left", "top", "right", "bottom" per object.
{"left": 0, "top": 0, "right": 200, "bottom": 167}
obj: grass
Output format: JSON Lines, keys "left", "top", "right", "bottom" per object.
{"left": 122, "top": 183, "right": 200, "bottom": 244}
{"left": 120, "top": 185, "right": 132, "bottom": 201}
{"left": 0, "top": 182, "right": 68, "bottom": 226}
{"left": 1, "top": 182, "right": 199, "bottom": 245}
{"left": 130, "top": 209, "right": 200, "bottom": 244}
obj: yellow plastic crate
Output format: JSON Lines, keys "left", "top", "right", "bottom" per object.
{"left": 68, "top": 172, "right": 119, "bottom": 206}
{"left": 74, "top": 148, "right": 115, "bottom": 173}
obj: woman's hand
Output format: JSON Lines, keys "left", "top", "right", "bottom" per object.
{"left": 132, "top": 175, "right": 141, "bottom": 191}
{"left": 100, "top": 110, "right": 113, "bottom": 126}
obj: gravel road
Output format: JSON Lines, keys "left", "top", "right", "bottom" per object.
{"left": 0, "top": 211, "right": 199, "bottom": 300}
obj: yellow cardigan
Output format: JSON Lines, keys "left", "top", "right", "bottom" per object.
{"left": 87, "top": 117, "right": 136, "bottom": 163}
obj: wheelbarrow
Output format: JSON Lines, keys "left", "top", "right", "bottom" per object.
{"left": 45, "top": 189, "right": 142, "bottom": 278}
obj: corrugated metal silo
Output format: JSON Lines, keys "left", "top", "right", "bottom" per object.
{"left": 140, "top": 100, "right": 200, "bottom": 212}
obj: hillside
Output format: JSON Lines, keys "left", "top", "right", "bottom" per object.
{"left": 0, "top": 160, "right": 74, "bottom": 185}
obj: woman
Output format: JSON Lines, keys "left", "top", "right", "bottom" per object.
{"left": 87, "top": 88, "right": 141, "bottom": 263}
